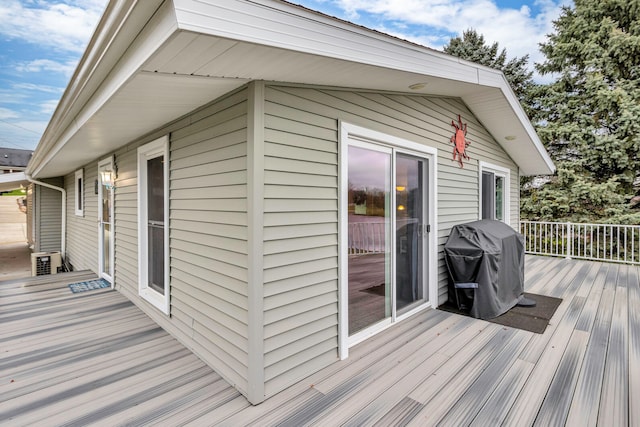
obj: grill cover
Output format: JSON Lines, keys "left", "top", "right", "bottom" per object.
{"left": 444, "top": 220, "right": 524, "bottom": 319}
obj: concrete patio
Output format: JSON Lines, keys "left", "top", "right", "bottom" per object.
{"left": 0, "top": 195, "right": 31, "bottom": 281}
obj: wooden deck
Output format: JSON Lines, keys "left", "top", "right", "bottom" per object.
{"left": 1, "top": 255, "right": 638, "bottom": 426}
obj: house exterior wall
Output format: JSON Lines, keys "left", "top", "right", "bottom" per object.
{"left": 261, "top": 84, "right": 520, "bottom": 394}
{"left": 64, "top": 165, "right": 99, "bottom": 272}
{"left": 47, "top": 82, "right": 520, "bottom": 404}
{"left": 111, "top": 87, "right": 252, "bottom": 395}
{"left": 34, "top": 177, "right": 63, "bottom": 253}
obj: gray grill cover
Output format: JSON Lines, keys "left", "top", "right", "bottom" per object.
{"left": 444, "top": 220, "right": 524, "bottom": 319}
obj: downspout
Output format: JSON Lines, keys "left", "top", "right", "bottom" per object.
{"left": 25, "top": 173, "right": 66, "bottom": 258}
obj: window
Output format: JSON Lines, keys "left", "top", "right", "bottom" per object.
{"left": 138, "top": 136, "right": 170, "bottom": 314}
{"left": 74, "top": 169, "right": 84, "bottom": 216}
{"left": 480, "top": 162, "right": 510, "bottom": 224}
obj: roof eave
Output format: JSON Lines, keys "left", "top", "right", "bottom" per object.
{"left": 28, "top": 0, "right": 554, "bottom": 178}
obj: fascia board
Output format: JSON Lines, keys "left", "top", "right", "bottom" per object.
{"left": 173, "top": 0, "right": 480, "bottom": 84}
{"left": 28, "top": 0, "right": 169, "bottom": 177}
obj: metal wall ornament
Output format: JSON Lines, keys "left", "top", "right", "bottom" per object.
{"left": 450, "top": 114, "right": 471, "bottom": 168}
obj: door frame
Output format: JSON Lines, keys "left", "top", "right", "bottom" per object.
{"left": 338, "top": 122, "right": 438, "bottom": 359}
{"left": 98, "top": 156, "right": 115, "bottom": 285}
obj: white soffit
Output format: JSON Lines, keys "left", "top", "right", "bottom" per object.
{"left": 32, "top": 0, "right": 554, "bottom": 177}
{"left": 37, "top": 73, "right": 248, "bottom": 177}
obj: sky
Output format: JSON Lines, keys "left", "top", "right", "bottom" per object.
{"left": 0, "top": 0, "right": 571, "bottom": 151}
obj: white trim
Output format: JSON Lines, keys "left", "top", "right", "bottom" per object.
{"left": 137, "top": 135, "right": 170, "bottom": 315}
{"left": 98, "top": 156, "right": 115, "bottom": 283}
{"left": 74, "top": 169, "right": 84, "bottom": 217}
{"left": 479, "top": 161, "right": 511, "bottom": 225}
{"left": 338, "top": 122, "right": 438, "bottom": 360}
{"left": 246, "top": 81, "right": 266, "bottom": 404}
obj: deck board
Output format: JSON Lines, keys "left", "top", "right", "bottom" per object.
{"left": 1, "top": 257, "right": 639, "bottom": 426}
{"left": 628, "top": 265, "right": 640, "bottom": 427}
{"left": 597, "top": 264, "right": 629, "bottom": 426}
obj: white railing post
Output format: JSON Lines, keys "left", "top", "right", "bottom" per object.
{"left": 521, "top": 220, "right": 639, "bottom": 265}
{"left": 566, "top": 222, "right": 572, "bottom": 260}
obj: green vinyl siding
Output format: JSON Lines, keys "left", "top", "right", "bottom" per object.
{"left": 261, "top": 84, "right": 519, "bottom": 395}
{"left": 64, "top": 165, "right": 99, "bottom": 272}
{"left": 35, "top": 177, "right": 63, "bottom": 253}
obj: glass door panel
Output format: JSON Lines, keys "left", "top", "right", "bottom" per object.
{"left": 396, "top": 154, "right": 427, "bottom": 313}
{"left": 98, "top": 160, "right": 113, "bottom": 281}
{"left": 347, "top": 145, "right": 391, "bottom": 335}
{"left": 495, "top": 175, "right": 504, "bottom": 221}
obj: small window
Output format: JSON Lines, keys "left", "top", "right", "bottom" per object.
{"left": 480, "top": 162, "right": 510, "bottom": 224}
{"left": 137, "top": 136, "right": 170, "bottom": 314}
{"left": 74, "top": 169, "right": 84, "bottom": 216}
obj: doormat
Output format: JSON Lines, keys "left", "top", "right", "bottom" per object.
{"left": 69, "top": 278, "right": 111, "bottom": 293}
{"left": 438, "top": 292, "right": 562, "bottom": 334}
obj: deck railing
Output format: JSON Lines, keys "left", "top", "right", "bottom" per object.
{"left": 520, "top": 221, "right": 640, "bottom": 265}
{"left": 348, "top": 222, "right": 386, "bottom": 254}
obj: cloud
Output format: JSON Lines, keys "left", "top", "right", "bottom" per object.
{"left": 0, "top": 118, "right": 47, "bottom": 150}
{"left": 0, "top": 0, "right": 107, "bottom": 53}
{"left": 321, "top": 0, "right": 571, "bottom": 78}
{"left": 39, "top": 100, "right": 60, "bottom": 115}
{"left": 11, "top": 83, "right": 65, "bottom": 94}
{"left": 15, "top": 59, "right": 77, "bottom": 77}
{"left": 0, "top": 108, "right": 20, "bottom": 120}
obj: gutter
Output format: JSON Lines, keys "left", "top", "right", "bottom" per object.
{"left": 25, "top": 173, "right": 66, "bottom": 259}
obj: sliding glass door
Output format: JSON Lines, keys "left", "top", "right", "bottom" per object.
{"left": 347, "top": 141, "right": 429, "bottom": 337}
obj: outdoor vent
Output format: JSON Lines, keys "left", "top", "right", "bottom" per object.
{"left": 31, "top": 252, "right": 62, "bottom": 276}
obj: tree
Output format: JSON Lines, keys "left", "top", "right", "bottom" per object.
{"left": 524, "top": 0, "right": 640, "bottom": 224}
{"left": 444, "top": 29, "right": 536, "bottom": 117}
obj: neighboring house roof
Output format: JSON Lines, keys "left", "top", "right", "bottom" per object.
{"left": 27, "top": 0, "right": 555, "bottom": 178}
{"left": 0, "top": 148, "right": 32, "bottom": 169}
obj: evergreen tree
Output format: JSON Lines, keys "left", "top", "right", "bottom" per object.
{"left": 444, "top": 29, "right": 536, "bottom": 117}
{"left": 524, "top": 0, "right": 640, "bottom": 224}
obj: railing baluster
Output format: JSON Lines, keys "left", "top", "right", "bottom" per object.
{"left": 520, "top": 221, "right": 638, "bottom": 265}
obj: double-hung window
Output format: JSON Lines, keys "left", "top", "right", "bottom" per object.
{"left": 138, "top": 136, "right": 170, "bottom": 314}
{"left": 480, "top": 162, "right": 510, "bottom": 224}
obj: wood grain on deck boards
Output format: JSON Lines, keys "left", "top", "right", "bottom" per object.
{"left": 339, "top": 318, "right": 481, "bottom": 427}
{"left": 629, "top": 265, "right": 640, "bottom": 427}
{"left": 434, "top": 329, "right": 530, "bottom": 426}
{"left": 533, "top": 330, "right": 589, "bottom": 426}
{"left": 2, "top": 258, "right": 639, "bottom": 426}
{"left": 315, "top": 315, "right": 477, "bottom": 426}
{"left": 0, "top": 272, "right": 240, "bottom": 426}
{"left": 597, "top": 264, "right": 629, "bottom": 426}
{"left": 468, "top": 358, "right": 535, "bottom": 426}
{"left": 518, "top": 261, "right": 597, "bottom": 364}
{"left": 505, "top": 292, "right": 588, "bottom": 426}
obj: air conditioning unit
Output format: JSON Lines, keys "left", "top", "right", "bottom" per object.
{"left": 31, "top": 251, "right": 62, "bottom": 276}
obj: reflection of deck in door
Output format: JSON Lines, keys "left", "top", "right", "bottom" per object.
{"left": 348, "top": 253, "right": 385, "bottom": 333}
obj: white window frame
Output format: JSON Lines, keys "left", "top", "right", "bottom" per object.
{"left": 338, "top": 122, "right": 438, "bottom": 360}
{"left": 137, "top": 136, "right": 170, "bottom": 315}
{"left": 479, "top": 161, "right": 510, "bottom": 225}
{"left": 74, "top": 169, "right": 84, "bottom": 217}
